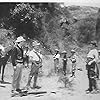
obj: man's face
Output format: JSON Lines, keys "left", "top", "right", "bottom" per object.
{"left": 55, "top": 51, "right": 59, "bottom": 53}
{"left": 19, "top": 41, "right": 25, "bottom": 47}
{"left": 34, "top": 45, "right": 39, "bottom": 51}
{"left": 89, "top": 44, "right": 95, "bottom": 49}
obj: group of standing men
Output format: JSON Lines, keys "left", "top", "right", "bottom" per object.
{"left": 53, "top": 48, "right": 77, "bottom": 77}
{"left": 11, "top": 36, "right": 42, "bottom": 95}
{"left": 0, "top": 35, "right": 100, "bottom": 95}
{"left": 86, "top": 41, "right": 100, "bottom": 93}
{"left": 53, "top": 41, "right": 100, "bottom": 93}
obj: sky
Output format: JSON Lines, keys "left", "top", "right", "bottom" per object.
{"left": 0, "top": 0, "right": 100, "bottom": 8}
{"left": 63, "top": 0, "right": 100, "bottom": 8}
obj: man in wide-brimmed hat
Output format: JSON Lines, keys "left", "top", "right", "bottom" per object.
{"left": 70, "top": 49, "right": 77, "bottom": 77}
{"left": 53, "top": 49, "right": 60, "bottom": 73}
{"left": 11, "top": 36, "right": 25, "bottom": 94}
{"left": 25, "top": 41, "right": 42, "bottom": 90}
{"left": 86, "top": 41, "right": 99, "bottom": 93}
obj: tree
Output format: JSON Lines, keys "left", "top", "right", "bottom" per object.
{"left": 77, "top": 16, "right": 96, "bottom": 44}
{"left": 96, "top": 8, "right": 100, "bottom": 42}
{"left": 7, "top": 3, "right": 43, "bottom": 38}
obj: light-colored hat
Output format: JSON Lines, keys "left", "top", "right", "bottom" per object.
{"left": 32, "top": 41, "right": 40, "bottom": 46}
{"left": 55, "top": 49, "right": 59, "bottom": 51}
{"left": 15, "top": 36, "right": 26, "bottom": 43}
{"left": 62, "top": 50, "right": 67, "bottom": 53}
{"left": 71, "top": 49, "right": 75, "bottom": 53}
{"left": 0, "top": 44, "right": 5, "bottom": 52}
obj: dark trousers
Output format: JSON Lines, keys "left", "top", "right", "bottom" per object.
{"left": 88, "top": 77, "right": 97, "bottom": 91}
{"left": 87, "top": 62, "right": 97, "bottom": 91}
{"left": 63, "top": 61, "right": 67, "bottom": 76}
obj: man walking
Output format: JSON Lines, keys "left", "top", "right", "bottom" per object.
{"left": 25, "top": 41, "right": 42, "bottom": 90}
{"left": 11, "top": 36, "right": 25, "bottom": 94}
{"left": 86, "top": 41, "right": 99, "bottom": 93}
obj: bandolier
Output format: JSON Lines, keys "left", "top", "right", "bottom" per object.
{"left": 86, "top": 41, "right": 99, "bottom": 93}
{"left": 25, "top": 42, "right": 42, "bottom": 89}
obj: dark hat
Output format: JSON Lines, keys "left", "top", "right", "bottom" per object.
{"left": 90, "top": 41, "right": 97, "bottom": 47}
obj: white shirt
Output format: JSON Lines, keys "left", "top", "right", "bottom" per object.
{"left": 87, "top": 49, "right": 98, "bottom": 62}
{"left": 71, "top": 54, "right": 77, "bottom": 62}
{"left": 28, "top": 49, "right": 40, "bottom": 61}
{"left": 53, "top": 54, "right": 60, "bottom": 59}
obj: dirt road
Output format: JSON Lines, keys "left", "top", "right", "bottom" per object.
{"left": 0, "top": 55, "right": 100, "bottom": 100}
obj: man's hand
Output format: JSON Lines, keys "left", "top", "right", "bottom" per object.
{"left": 88, "top": 61, "right": 92, "bottom": 65}
{"left": 13, "top": 66, "right": 17, "bottom": 71}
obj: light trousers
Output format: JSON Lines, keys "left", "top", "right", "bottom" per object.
{"left": 12, "top": 63, "right": 23, "bottom": 90}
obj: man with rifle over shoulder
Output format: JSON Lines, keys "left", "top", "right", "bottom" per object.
{"left": 11, "top": 36, "right": 26, "bottom": 94}
{"left": 25, "top": 41, "right": 42, "bottom": 90}
{"left": 86, "top": 41, "right": 99, "bottom": 93}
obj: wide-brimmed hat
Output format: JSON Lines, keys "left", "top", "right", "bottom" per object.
{"left": 90, "top": 41, "right": 97, "bottom": 47}
{"left": 15, "top": 36, "right": 26, "bottom": 43}
{"left": 55, "top": 49, "right": 59, "bottom": 51}
{"left": 62, "top": 50, "right": 67, "bottom": 54}
{"left": 71, "top": 49, "right": 75, "bottom": 53}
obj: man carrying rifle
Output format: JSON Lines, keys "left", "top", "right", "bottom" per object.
{"left": 86, "top": 41, "right": 99, "bottom": 93}
{"left": 11, "top": 36, "right": 26, "bottom": 94}
{"left": 25, "top": 41, "right": 42, "bottom": 90}
{"left": 53, "top": 49, "right": 60, "bottom": 73}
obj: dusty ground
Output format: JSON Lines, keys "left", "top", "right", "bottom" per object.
{"left": 0, "top": 55, "right": 100, "bottom": 100}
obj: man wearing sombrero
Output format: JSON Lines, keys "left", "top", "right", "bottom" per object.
{"left": 11, "top": 36, "right": 25, "bottom": 94}
{"left": 25, "top": 41, "right": 42, "bottom": 90}
{"left": 53, "top": 49, "right": 60, "bottom": 73}
{"left": 70, "top": 49, "right": 77, "bottom": 77}
{"left": 86, "top": 41, "right": 99, "bottom": 93}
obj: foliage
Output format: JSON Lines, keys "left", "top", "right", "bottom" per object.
{"left": 77, "top": 14, "right": 96, "bottom": 43}
{"left": 0, "top": 3, "right": 99, "bottom": 53}
{"left": 8, "top": 3, "right": 43, "bottom": 38}
{"left": 96, "top": 8, "right": 100, "bottom": 42}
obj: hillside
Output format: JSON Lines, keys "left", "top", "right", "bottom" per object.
{"left": 0, "top": 4, "right": 99, "bottom": 54}
{"left": 0, "top": 4, "right": 100, "bottom": 100}
{"left": 41, "top": 5, "right": 99, "bottom": 54}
